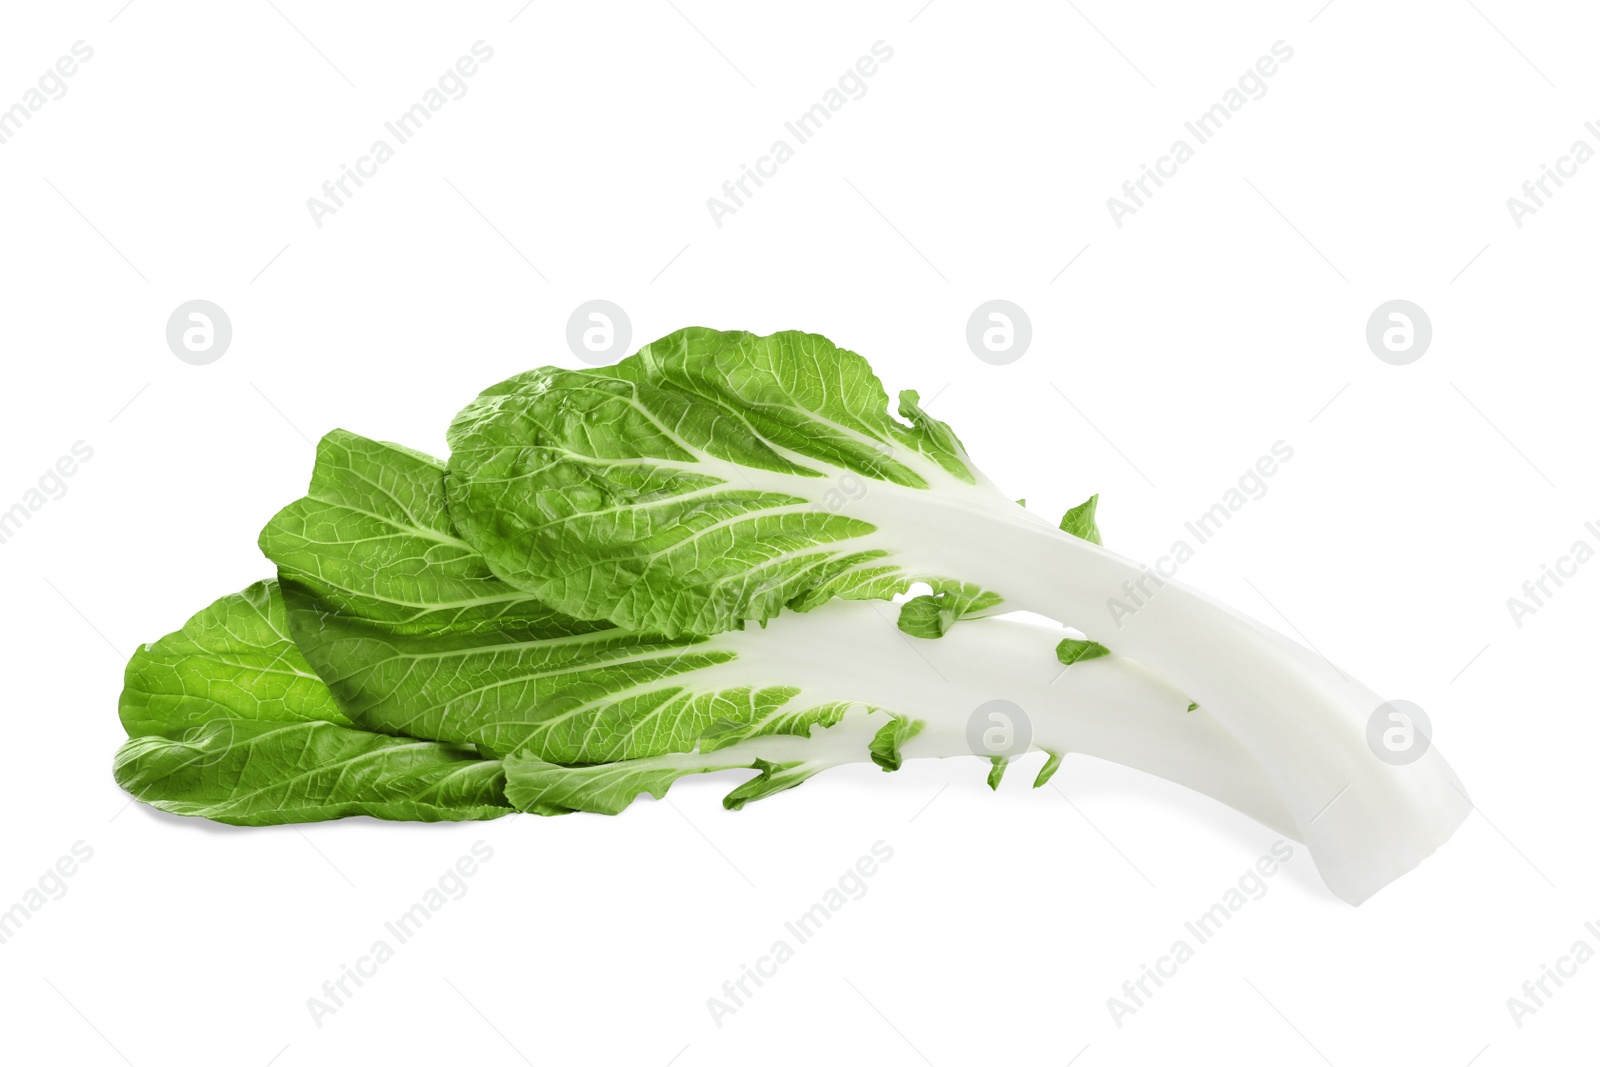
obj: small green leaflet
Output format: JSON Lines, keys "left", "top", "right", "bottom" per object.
{"left": 1055, "top": 637, "right": 1112, "bottom": 666}
{"left": 895, "top": 582, "right": 1005, "bottom": 639}
{"left": 1033, "top": 750, "right": 1064, "bottom": 788}
{"left": 987, "top": 756, "right": 1008, "bottom": 790}
{"left": 867, "top": 716, "right": 924, "bottom": 771}
{"left": 1059, "top": 493, "right": 1103, "bottom": 545}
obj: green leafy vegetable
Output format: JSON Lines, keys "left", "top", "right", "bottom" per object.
{"left": 253, "top": 433, "right": 1277, "bottom": 818}
{"left": 120, "top": 440, "right": 1288, "bottom": 824}
{"left": 442, "top": 326, "right": 1471, "bottom": 905}
{"left": 109, "top": 324, "right": 1470, "bottom": 907}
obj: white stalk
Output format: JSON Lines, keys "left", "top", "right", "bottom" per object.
{"left": 844, "top": 476, "right": 1470, "bottom": 905}
{"left": 697, "top": 606, "right": 1299, "bottom": 839}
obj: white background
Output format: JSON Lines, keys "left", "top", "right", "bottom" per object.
{"left": 1, "top": 1, "right": 1596, "bottom": 1064}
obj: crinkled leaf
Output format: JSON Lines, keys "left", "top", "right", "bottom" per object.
{"left": 113, "top": 718, "right": 510, "bottom": 825}
{"left": 261, "top": 431, "right": 884, "bottom": 764}
{"left": 445, "top": 327, "right": 1004, "bottom": 637}
{"left": 119, "top": 580, "right": 349, "bottom": 738}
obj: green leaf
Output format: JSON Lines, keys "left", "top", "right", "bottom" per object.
{"left": 1033, "top": 750, "right": 1063, "bottom": 788}
{"left": 113, "top": 718, "right": 511, "bottom": 825}
{"left": 867, "top": 716, "right": 924, "bottom": 772}
{"left": 119, "top": 580, "right": 350, "bottom": 738}
{"left": 502, "top": 746, "right": 825, "bottom": 816}
{"left": 896, "top": 595, "right": 953, "bottom": 640}
{"left": 260, "top": 431, "right": 883, "bottom": 765}
{"left": 895, "top": 582, "right": 1006, "bottom": 639}
{"left": 115, "top": 578, "right": 510, "bottom": 825}
{"left": 1059, "top": 493, "right": 1102, "bottom": 545}
{"left": 502, "top": 749, "right": 686, "bottom": 816}
{"left": 695, "top": 701, "right": 862, "bottom": 753}
{"left": 1187, "top": 701, "right": 1199, "bottom": 712}
{"left": 445, "top": 327, "right": 1002, "bottom": 637}
{"left": 987, "top": 756, "right": 1008, "bottom": 790}
{"left": 1055, "top": 637, "right": 1111, "bottom": 667}
{"left": 722, "top": 758, "right": 816, "bottom": 810}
